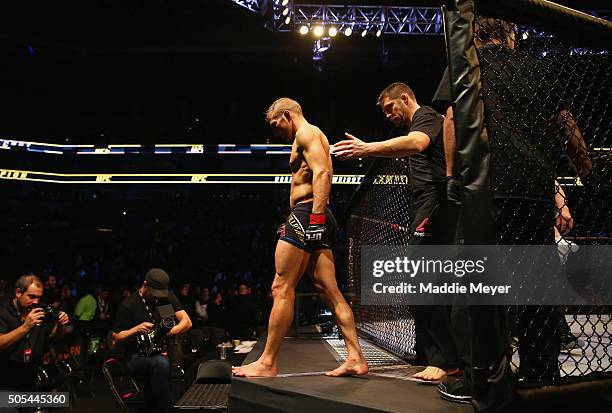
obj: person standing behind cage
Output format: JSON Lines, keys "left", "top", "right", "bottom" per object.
{"left": 432, "top": 16, "right": 594, "bottom": 407}
{"left": 333, "top": 83, "right": 461, "bottom": 382}
{"left": 552, "top": 180, "right": 585, "bottom": 352}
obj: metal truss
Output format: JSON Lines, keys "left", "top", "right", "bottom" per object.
{"left": 228, "top": 1, "right": 610, "bottom": 37}
{"left": 232, "top": 1, "right": 445, "bottom": 35}
{"left": 286, "top": 5, "right": 443, "bottom": 35}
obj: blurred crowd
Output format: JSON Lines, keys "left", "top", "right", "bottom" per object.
{"left": 0, "top": 186, "right": 353, "bottom": 345}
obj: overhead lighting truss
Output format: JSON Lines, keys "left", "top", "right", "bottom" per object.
{"left": 228, "top": 1, "right": 610, "bottom": 37}
{"left": 230, "top": 1, "right": 444, "bottom": 35}
{"left": 284, "top": 4, "right": 443, "bottom": 35}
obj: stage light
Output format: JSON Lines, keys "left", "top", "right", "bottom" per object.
{"left": 344, "top": 27, "right": 352, "bottom": 36}
{"left": 281, "top": 0, "right": 289, "bottom": 6}
{"left": 284, "top": 16, "right": 291, "bottom": 24}
{"left": 376, "top": 28, "right": 382, "bottom": 37}
{"left": 282, "top": 7, "right": 289, "bottom": 16}
{"left": 522, "top": 32, "right": 529, "bottom": 40}
{"left": 313, "top": 37, "right": 331, "bottom": 53}
{"left": 328, "top": 27, "right": 337, "bottom": 37}
{"left": 313, "top": 26, "right": 324, "bottom": 37}
{"left": 299, "top": 25, "right": 309, "bottom": 35}
{"left": 361, "top": 28, "right": 368, "bottom": 37}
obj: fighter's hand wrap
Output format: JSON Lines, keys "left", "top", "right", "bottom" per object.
{"left": 305, "top": 213, "right": 326, "bottom": 245}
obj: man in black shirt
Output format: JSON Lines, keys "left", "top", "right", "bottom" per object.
{"left": 112, "top": 268, "right": 192, "bottom": 413}
{"left": 0, "top": 275, "right": 69, "bottom": 391}
{"left": 334, "top": 82, "right": 460, "bottom": 382}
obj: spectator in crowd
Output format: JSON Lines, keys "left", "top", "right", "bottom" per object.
{"left": 42, "top": 274, "right": 62, "bottom": 308}
{"left": 94, "top": 286, "right": 113, "bottom": 338}
{"left": 59, "top": 284, "right": 76, "bottom": 320}
{"left": 207, "top": 292, "right": 227, "bottom": 331}
{"left": 194, "top": 287, "right": 210, "bottom": 327}
{"left": 74, "top": 283, "right": 97, "bottom": 361}
{"left": 177, "top": 282, "right": 196, "bottom": 321}
{"left": 228, "top": 284, "right": 258, "bottom": 340}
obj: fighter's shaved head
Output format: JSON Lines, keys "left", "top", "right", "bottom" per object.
{"left": 265, "top": 98, "right": 303, "bottom": 121}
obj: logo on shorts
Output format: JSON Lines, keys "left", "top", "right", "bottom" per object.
{"left": 288, "top": 213, "right": 305, "bottom": 243}
{"left": 414, "top": 217, "right": 431, "bottom": 237}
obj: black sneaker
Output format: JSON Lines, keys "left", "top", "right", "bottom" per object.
{"left": 437, "top": 377, "right": 472, "bottom": 404}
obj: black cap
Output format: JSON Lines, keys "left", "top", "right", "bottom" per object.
{"left": 145, "top": 268, "right": 169, "bottom": 298}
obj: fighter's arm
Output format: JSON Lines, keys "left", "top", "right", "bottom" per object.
{"left": 297, "top": 127, "right": 332, "bottom": 215}
{"left": 333, "top": 131, "right": 430, "bottom": 159}
{"left": 555, "top": 109, "right": 592, "bottom": 178}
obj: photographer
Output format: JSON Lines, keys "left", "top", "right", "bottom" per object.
{"left": 112, "top": 269, "right": 192, "bottom": 413}
{"left": 0, "top": 275, "right": 69, "bottom": 391}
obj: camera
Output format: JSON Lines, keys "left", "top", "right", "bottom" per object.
{"left": 29, "top": 303, "right": 61, "bottom": 322}
{"left": 136, "top": 317, "right": 176, "bottom": 356}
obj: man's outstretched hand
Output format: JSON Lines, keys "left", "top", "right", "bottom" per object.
{"left": 332, "top": 133, "right": 368, "bottom": 160}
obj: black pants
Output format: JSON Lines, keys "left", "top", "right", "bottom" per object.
{"left": 126, "top": 353, "right": 173, "bottom": 413}
{"left": 409, "top": 198, "right": 461, "bottom": 370}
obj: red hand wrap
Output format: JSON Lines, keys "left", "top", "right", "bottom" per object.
{"left": 309, "top": 213, "right": 325, "bottom": 225}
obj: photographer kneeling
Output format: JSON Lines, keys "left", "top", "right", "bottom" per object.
{"left": 112, "top": 269, "right": 192, "bottom": 413}
{"left": 0, "top": 275, "right": 69, "bottom": 391}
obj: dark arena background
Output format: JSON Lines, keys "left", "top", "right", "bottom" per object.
{"left": 0, "top": 1, "right": 610, "bottom": 413}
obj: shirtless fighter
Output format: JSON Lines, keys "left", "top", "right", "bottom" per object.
{"left": 232, "top": 98, "right": 368, "bottom": 378}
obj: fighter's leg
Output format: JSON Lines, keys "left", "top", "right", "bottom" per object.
{"left": 307, "top": 248, "right": 368, "bottom": 376}
{"left": 233, "top": 240, "right": 310, "bottom": 377}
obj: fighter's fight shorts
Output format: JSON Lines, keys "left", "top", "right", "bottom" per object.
{"left": 278, "top": 202, "right": 338, "bottom": 252}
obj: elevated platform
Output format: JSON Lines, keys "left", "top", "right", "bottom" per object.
{"left": 229, "top": 338, "right": 471, "bottom": 413}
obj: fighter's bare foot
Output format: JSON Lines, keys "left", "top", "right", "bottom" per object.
{"left": 413, "top": 366, "right": 459, "bottom": 381}
{"left": 232, "top": 360, "right": 278, "bottom": 378}
{"left": 325, "top": 358, "right": 369, "bottom": 377}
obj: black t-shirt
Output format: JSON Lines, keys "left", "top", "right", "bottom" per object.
{"left": 112, "top": 291, "right": 182, "bottom": 355}
{"left": 0, "top": 301, "right": 54, "bottom": 389}
{"left": 408, "top": 106, "right": 447, "bottom": 209}
{"left": 432, "top": 46, "right": 561, "bottom": 201}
